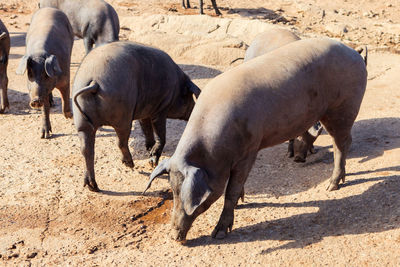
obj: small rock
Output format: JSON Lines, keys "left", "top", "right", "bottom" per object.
{"left": 87, "top": 246, "right": 98, "bottom": 254}
{"left": 10, "top": 14, "right": 17, "bottom": 19}
{"left": 27, "top": 252, "right": 37, "bottom": 259}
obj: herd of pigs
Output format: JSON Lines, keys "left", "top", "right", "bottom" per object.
{"left": 0, "top": 0, "right": 368, "bottom": 243}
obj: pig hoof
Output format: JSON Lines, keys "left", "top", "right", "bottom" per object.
{"left": 309, "top": 147, "right": 318, "bottom": 154}
{"left": 122, "top": 159, "right": 134, "bottom": 168}
{"left": 64, "top": 111, "right": 73, "bottom": 119}
{"left": 148, "top": 157, "right": 159, "bottom": 168}
{"left": 0, "top": 107, "right": 6, "bottom": 114}
{"left": 326, "top": 182, "right": 339, "bottom": 191}
{"left": 212, "top": 230, "right": 227, "bottom": 239}
{"left": 294, "top": 156, "right": 306, "bottom": 163}
{"left": 41, "top": 130, "right": 51, "bottom": 139}
{"left": 84, "top": 180, "right": 100, "bottom": 192}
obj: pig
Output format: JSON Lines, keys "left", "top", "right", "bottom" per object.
{"left": 72, "top": 41, "right": 201, "bottom": 192}
{"left": 16, "top": 8, "right": 74, "bottom": 138}
{"left": 145, "top": 38, "right": 368, "bottom": 242}
{"left": 0, "top": 19, "right": 10, "bottom": 113}
{"left": 244, "top": 28, "right": 323, "bottom": 162}
{"left": 39, "top": 0, "right": 119, "bottom": 54}
{"left": 182, "top": 0, "right": 221, "bottom": 15}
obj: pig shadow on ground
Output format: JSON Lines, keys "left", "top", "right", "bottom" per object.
{"left": 4, "top": 88, "right": 31, "bottom": 115}
{"left": 227, "top": 7, "right": 290, "bottom": 23}
{"left": 243, "top": 117, "right": 400, "bottom": 198}
{"left": 179, "top": 64, "right": 222, "bottom": 79}
{"left": 186, "top": 174, "right": 400, "bottom": 249}
{"left": 9, "top": 32, "right": 26, "bottom": 47}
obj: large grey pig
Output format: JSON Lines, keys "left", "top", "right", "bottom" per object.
{"left": 145, "top": 38, "right": 367, "bottom": 242}
{"left": 244, "top": 28, "right": 323, "bottom": 162}
{"left": 16, "top": 8, "right": 74, "bottom": 138}
{"left": 39, "top": 0, "right": 119, "bottom": 54}
{"left": 72, "top": 41, "right": 200, "bottom": 192}
{"left": 0, "top": 19, "right": 10, "bottom": 113}
{"left": 182, "top": 0, "right": 220, "bottom": 15}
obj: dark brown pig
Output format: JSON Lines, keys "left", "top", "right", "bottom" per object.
{"left": 146, "top": 38, "right": 368, "bottom": 242}
{"left": 16, "top": 8, "right": 74, "bottom": 138}
{"left": 0, "top": 19, "right": 10, "bottom": 113}
{"left": 39, "top": 0, "right": 119, "bottom": 54}
{"left": 72, "top": 41, "right": 200, "bottom": 192}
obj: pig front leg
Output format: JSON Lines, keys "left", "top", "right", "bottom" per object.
{"left": 0, "top": 76, "right": 9, "bottom": 113}
{"left": 149, "top": 116, "right": 166, "bottom": 167}
{"left": 199, "top": 0, "right": 204, "bottom": 14}
{"left": 83, "top": 37, "right": 94, "bottom": 54}
{"left": 212, "top": 153, "right": 257, "bottom": 239}
{"left": 41, "top": 100, "right": 52, "bottom": 138}
{"left": 59, "top": 84, "right": 72, "bottom": 119}
{"left": 78, "top": 129, "right": 99, "bottom": 192}
{"left": 287, "top": 139, "right": 294, "bottom": 158}
{"left": 139, "top": 118, "right": 155, "bottom": 151}
{"left": 115, "top": 125, "right": 134, "bottom": 168}
{"left": 182, "top": 0, "right": 190, "bottom": 8}
{"left": 211, "top": 0, "right": 221, "bottom": 15}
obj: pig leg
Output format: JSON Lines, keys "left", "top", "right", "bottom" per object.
{"left": 186, "top": 0, "right": 191, "bottom": 8}
{"left": 139, "top": 118, "right": 155, "bottom": 151}
{"left": 41, "top": 100, "right": 52, "bottom": 138}
{"left": 83, "top": 37, "right": 94, "bottom": 54}
{"left": 149, "top": 116, "right": 166, "bottom": 167}
{"left": 287, "top": 139, "right": 294, "bottom": 157}
{"left": 199, "top": 0, "right": 204, "bottom": 14}
{"left": 0, "top": 75, "right": 9, "bottom": 113}
{"left": 321, "top": 112, "right": 354, "bottom": 191}
{"left": 211, "top": 0, "right": 221, "bottom": 15}
{"left": 115, "top": 125, "right": 134, "bottom": 168}
{"left": 212, "top": 153, "right": 257, "bottom": 239}
{"left": 78, "top": 129, "right": 99, "bottom": 192}
{"left": 59, "top": 85, "right": 72, "bottom": 119}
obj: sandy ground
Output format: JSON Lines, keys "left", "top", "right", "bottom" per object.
{"left": 0, "top": 0, "right": 400, "bottom": 266}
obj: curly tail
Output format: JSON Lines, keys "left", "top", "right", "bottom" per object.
{"left": 356, "top": 46, "right": 368, "bottom": 66}
{"left": 73, "top": 81, "right": 99, "bottom": 129}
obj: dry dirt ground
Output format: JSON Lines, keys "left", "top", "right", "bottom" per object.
{"left": 1, "top": 0, "right": 400, "bottom": 266}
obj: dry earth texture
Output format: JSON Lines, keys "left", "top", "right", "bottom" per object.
{"left": 0, "top": 0, "right": 400, "bottom": 266}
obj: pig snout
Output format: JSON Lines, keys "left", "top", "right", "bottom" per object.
{"left": 30, "top": 97, "right": 43, "bottom": 108}
{"left": 294, "top": 154, "right": 306, "bottom": 163}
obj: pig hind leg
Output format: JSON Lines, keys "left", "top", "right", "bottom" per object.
{"left": 321, "top": 108, "right": 357, "bottom": 191}
{"left": 139, "top": 118, "right": 155, "bottom": 151}
{"left": 79, "top": 128, "right": 99, "bottom": 192}
{"left": 0, "top": 75, "right": 9, "bottom": 113}
{"left": 212, "top": 153, "right": 257, "bottom": 239}
{"left": 58, "top": 84, "right": 72, "bottom": 119}
{"left": 115, "top": 125, "right": 134, "bottom": 168}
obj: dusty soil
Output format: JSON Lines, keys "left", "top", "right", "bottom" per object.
{"left": 1, "top": 0, "right": 400, "bottom": 266}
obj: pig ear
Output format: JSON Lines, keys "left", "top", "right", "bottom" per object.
{"left": 180, "top": 167, "right": 212, "bottom": 216}
{"left": 45, "top": 55, "right": 62, "bottom": 77}
{"left": 0, "top": 32, "right": 7, "bottom": 41}
{"left": 143, "top": 159, "right": 170, "bottom": 193}
{"left": 16, "top": 55, "right": 30, "bottom": 75}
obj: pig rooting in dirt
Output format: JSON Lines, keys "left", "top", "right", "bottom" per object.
{"left": 72, "top": 41, "right": 200, "bottom": 192}
{"left": 16, "top": 8, "right": 74, "bottom": 138}
{"left": 0, "top": 19, "right": 10, "bottom": 113}
{"left": 39, "top": 0, "right": 120, "bottom": 54}
{"left": 146, "top": 38, "right": 367, "bottom": 242}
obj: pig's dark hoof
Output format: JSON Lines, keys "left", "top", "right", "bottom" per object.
{"left": 294, "top": 156, "right": 306, "bottom": 163}
{"left": 145, "top": 142, "right": 155, "bottom": 151}
{"left": 148, "top": 156, "right": 159, "bottom": 168}
{"left": 64, "top": 111, "right": 73, "bottom": 119}
{"left": 0, "top": 107, "right": 7, "bottom": 114}
{"left": 212, "top": 229, "right": 228, "bottom": 240}
{"left": 211, "top": 223, "right": 232, "bottom": 239}
{"left": 84, "top": 182, "right": 100, "bottom": 192}
{"left": 84, "top": 178, "right": 100, "bottom": 192}
{"left": 41, "top": 130, "right": 52, "bottom": 139}
{"left": 122, "top": 159, "right": 134, "bottom": 168}
{"left": 326, "top": 182, "right": 339, "bottom": 191}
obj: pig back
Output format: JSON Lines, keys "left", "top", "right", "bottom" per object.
{"left": 73, "top": 41, "right": 186, "bottom": 121}
{"left": 26, "top": 8, "right": 74, "bottom": 62}
{"left": 187, "top": 38, "right": 367, "bottom": 152}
